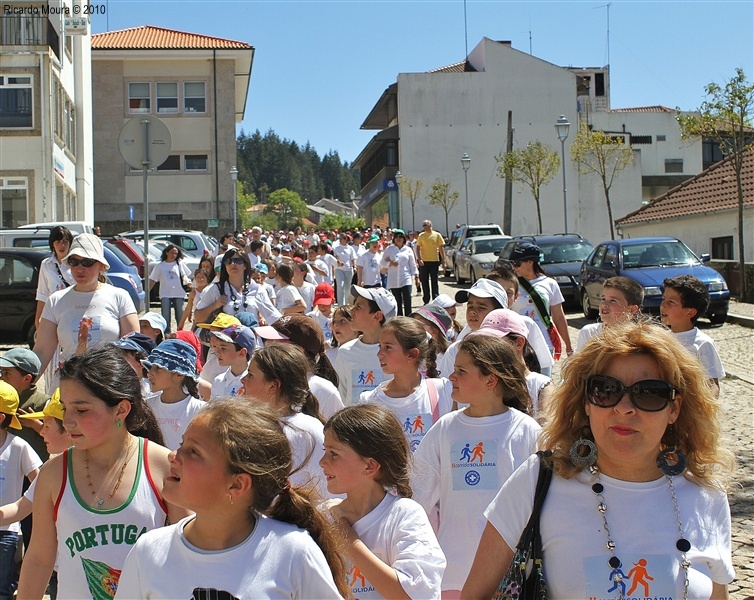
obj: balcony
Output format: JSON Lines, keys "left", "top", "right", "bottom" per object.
{"left": 0, "top": 15, "right": 60, "bottom": 60}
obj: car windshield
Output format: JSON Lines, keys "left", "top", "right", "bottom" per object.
{"left": 539, "top": 241, "right": 594, "bottom": 264}
{"left": 623, "top": 241, "right": 701, "bottom": 268}
{"left": 475, "top": 239, "right": 507, "bottom": 254}
{"left": 467, "top": 228, "right": 501, "bottom": 238}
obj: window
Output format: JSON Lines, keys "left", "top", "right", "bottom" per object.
{"left": 155, "top": 214, "right": 183, "bottom": 222}
{"left": 184, "top": 82, "right": 206, "bottom": 113}
{"left": 156, "top": 82, "right": 178, "bottom": 114}
{"left": 630, "top": 135, "right": 652, "bottom": 145}
{"left": 128, "top": 82, "right": 150, "bottom": 113}
{"left": 711, "top": 236, "right": 733, "bottom": 260}
{"left": 664, "top": 159, "right": 683, "bottom": 173}
{"left": 156, "top": 155, "right": 180, "bottom": 171}
{"left": 595, "top": 73, "right": 605, "bottom": 96}
{"left": 0, "top": 75, "right": 32, "bottom": 128}
{"left": 603, "top": 245, "right": 619, "bottom": 267}
{"left": 0, "top": 256, "right": 35, "bottom": 286}
{"left": 0, "top": 177, "right": 29, "bottom": 228}
{"left": 656, "top": 135, "right": 666, "bottom": 142}
{"left": 185, "top": 155, "right": 208, "bottom": 171}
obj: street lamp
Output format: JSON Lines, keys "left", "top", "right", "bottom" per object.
{"left": 395, "top": 170, "right": 403, "bottom": 228}
{"left": 555, "top": 115, "right": 570, "bottom": 233}
{"left": 460, "top": 153, "right": 471, "bottom": 225}
{"left": 229, "top": 165, "right": 238, "bottom": 232}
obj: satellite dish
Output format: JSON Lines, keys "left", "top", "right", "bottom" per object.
{"left": 118, "top": 116, "right": 172, "bottom": 170}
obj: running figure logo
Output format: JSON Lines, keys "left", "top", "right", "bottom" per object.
{"left": 459, "top": 443, "right": 472, "bottom": 462}
{"left": 412, "top": 415, "right": 425, "bottom": 434}
{"left": 349, "top": 565, "right": 366, "bottom": 588}
{"left": 470, "top": 442, "right": 486, "bottom": 462}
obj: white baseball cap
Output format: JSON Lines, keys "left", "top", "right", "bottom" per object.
{"left": 351, "top": 286, "right": 397, "bottom": 319}
{"left": 454, "top": 279, "right": 508, "bottom": 309}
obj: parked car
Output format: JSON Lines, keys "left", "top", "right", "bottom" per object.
{"left": 0, "top": 227, "right": 53, "bottom": 248}
{"left": 579, "top": 237, "right": 730, "bottom": 324}
{"left": 0, "top": 248, "right": 44, "bottom": 346}
{"left": 108, "top": 236, "right": 147, "bottom": 278}
{"left": 453, "top": 235, "right": 510, "bottom": 283}
{"left": 494, "top": 234, "right": 594, "bottom": 306}
{"left": 443, "top": 224, "right": 506, "bottom": 276}
{"left": 117, "top": 229, "right": 216, "bottom": 261}
{"left": 19, "top": 221, "right": 94, "bottom": 235}
{"left": 101, "top": 242, "right": 146, "bottom": 313}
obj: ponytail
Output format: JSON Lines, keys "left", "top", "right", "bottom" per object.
{"left": 312, "top": 351, "right": 339, "bottom": 388}
{"left": 300, "top": 390, "right": 324, "bottom": 425}
{"left": 424, "top": 336, "right": 439, "bottom": 379}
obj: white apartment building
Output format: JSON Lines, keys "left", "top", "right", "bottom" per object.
{"left": 0, "top": 0, "right": 93, "bottom": 227}
{"left": 355, "top": 37, "right": 703, "bottom": 241}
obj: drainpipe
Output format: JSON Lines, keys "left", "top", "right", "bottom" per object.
{"left": 213, "top": 49, "right": 220, "bottom": 221}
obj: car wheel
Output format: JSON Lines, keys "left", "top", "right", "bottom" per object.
{"left": 708, "top": 312, "right": 727, "bottom": 325}
{"left": 582, "top": 290, "right": 598, "bottom": 319}
{"left": 470, "top": 267, "right": 477, "bottom": 284}
{"left": 455, "top": 265, "right": 466, "bottom": 284}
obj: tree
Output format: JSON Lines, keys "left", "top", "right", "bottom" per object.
{"left": 570, "top": 123, "right": 634, "bottom": 239}
{"left": 264, "top": 188, "right": 308, "bottom": 230}
{"left": 234, "top": 181, "right": 257, "bottom": 229}
{"left": 495, "top": 141, "right": 560, "bottom": 234}
{"left": 426, "top": 179, "right": 460, "bottom": 237}
{"left": 319, "top": 214, "right": 366, "bottom": 231}
{"left": 399, "top": 176, "right": 425, "bottom": 231}
{"left": 677, "top": 68, "right": 754, "bottom": 301}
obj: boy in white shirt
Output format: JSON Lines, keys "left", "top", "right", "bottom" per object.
{"left": 307, "top": 283, "right": 335, "bottom": 347}
{"left": 209, "top": 324, "right": 256, "bottom": 399}
{"left": 306, "top": 247, "right": 330, "bottom": 284}
{"left": 318, "top": 243, "right": 338, "bottom": 284}
{"left": 252, "top": 262, "right": 277, "bottom": 306}
{"left": 575, "top": 276, "right": 644, "bottom": 351}
{"left": 356, "top": 234, "right": 383, "bottom": 288}
{"left": 334, "top": 286, "right": 397, "bottom": 404}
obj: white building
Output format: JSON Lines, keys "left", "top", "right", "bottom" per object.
{"left": 355, "top": 37, "right": 703, "bottom": 242}
{"left": 0, "top": 0, "right": 93, "bottom": 226}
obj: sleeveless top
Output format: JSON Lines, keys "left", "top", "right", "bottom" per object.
{"left": 54, "top": 438, "right": 168, "bottom": 600}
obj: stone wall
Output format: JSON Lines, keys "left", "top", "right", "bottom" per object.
{"left": 709, "top": 260, "right": 754, "bottom": 302}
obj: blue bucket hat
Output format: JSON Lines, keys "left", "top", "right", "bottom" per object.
{"left": 141, "top": 339, "right": 199, "bottom": 381}
{"left": 112, "top": 332, "right": 157, "bottom": 356}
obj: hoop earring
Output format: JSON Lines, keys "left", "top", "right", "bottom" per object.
{"left": 569, "top": 438, "right": 598, "bottom": 469}
{"left": 656, "top": 448, "right": 686, "bottom": 476}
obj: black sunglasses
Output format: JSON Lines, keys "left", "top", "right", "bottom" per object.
{"left": 223, "top": 257, "right": 245, "bottom": 265}
{"left": 68, "top": 257, "right": 98, "bottom": 268}
{"left": 586, "top": 374, "right": 676, "bottom": 412}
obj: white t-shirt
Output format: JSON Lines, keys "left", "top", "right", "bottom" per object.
{"left": 275, "top": 284, "right": 304, "bottom": 312}
{"left": 42, "top": 285, "right": 136, "bottom": 362}
{"left": 412, "top": 408, "right": 540, "bottom": 590}
{"left": 307, "top": 258, "right": 330, "bottom": 284}
{"left": 674, "top": 327, "right": 725, "bottom": 380}
{"left": 196, "top": 280, "right": 281, "bottom": 325}
{"left": 358, "top": 378, "right": 454, "bottom": 453}
{"left": 511, "top": 275, "right": 565, "bottom": 353}
{"left": 149, "top": 260, "right": 191, "bottom": 299}
{"left": 334, "top": 337, "right": 390, "bottom": 405}
{"left": 321, "top": 253, "right": 338, "bottom": 282}
{"left": 307, "top": 308, "right": 333, "bottom": 345}
{"left": 381, "top": 245, "right": 419, "bottom": 289}
{"left": 198, "top": 350, "right": 225, "bottom": 384}
{"left": 281, "top": 412, "right": 328, "bottom": 500}
{"left": 525, "top": 371, "right": 551, "bottom": 416}
{"left": 146, "top": 392, "right": 206, "bottom": 451}
{"left": 115, "top": 514, "right": 342, "bottom": 599}
{"left": 307, "top": 374, "right": 344, "bottom": 420}
{"left": 576, "top": 321, "right": 604, "bottom": 352}
{"left": 36, "top": 255, "right": 73, "bottom": 302}
{"left": 211, "top": 366, "right": 247, "bottom": 400}
{"left": 333, "top": 244, "right": 358, "bottom": 270}
{"left": 356, "top": 251, "right": 383, "bottom": 286}
{"left": 485, "top": 454, "right": 735, "bottom": 599}
{"left": 342, "top": 493, "right": 445, "bottom": 599}
{"left": 0, "top": 434, "right": 42, "bottom": 533}
{"left": 296, "top": 281, "right": 316, "bottom": 312}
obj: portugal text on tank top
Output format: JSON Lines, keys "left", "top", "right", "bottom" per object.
{"left": 54, "top": 438, "right": 167, "bottom": 600}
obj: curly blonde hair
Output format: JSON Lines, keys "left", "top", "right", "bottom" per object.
{"left": 540, "top": 319, "right": 734, "bottom": 489}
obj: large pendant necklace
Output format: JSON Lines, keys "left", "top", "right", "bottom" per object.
{"left": 588, "top": 464, "right": 691, "bottom": 600}
{"left": 84, "top": 437, "right": 135, "bottom": 508}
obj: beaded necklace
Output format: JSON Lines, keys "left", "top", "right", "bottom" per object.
{"left": 588, "top": 464, "right": 690, "bottom": 600}
{"left": 84, "top": 437, "right": 135, "bottom": 508}
{"left": 226, "top": 281, "right": 250, "bottom": 314}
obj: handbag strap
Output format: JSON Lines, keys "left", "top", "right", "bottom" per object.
{"left": 518, "top": 277, "right": 553, "bottom": 329}
{"left": 516, "top": 451, "right": 554, "bottom": 551}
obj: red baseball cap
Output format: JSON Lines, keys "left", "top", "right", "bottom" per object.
{"left": 313, "top": 283, "right": 335, "bottom": 306}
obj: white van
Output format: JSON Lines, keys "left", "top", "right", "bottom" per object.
{"left": 19, "top": 221, "right": 93, "bottom": 236}
{"left": 0, "top": 228, "right": 51, "bottom": 249}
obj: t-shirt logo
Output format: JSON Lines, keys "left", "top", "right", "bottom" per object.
{"left": 349, "top": 564, "right": 376, "bottom": 596}
{"left": 450, "top": 439, "right": 498, "bottom": 490}
{"left": 352, "top": 368, "right": 384, "bottom": 397}
{"left": 584, "top": 554, "right": 675, "bottom": 599}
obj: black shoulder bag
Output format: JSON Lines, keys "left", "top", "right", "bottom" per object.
{"left": 517, "top": 277, "right": 562, "bottom": 360}
{"left": 493, "top": 451, "right": 553, "bottom": 600}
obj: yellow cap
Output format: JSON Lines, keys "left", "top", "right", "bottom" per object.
{"left": 196, "top": 313, "right": 241, "bottom": 329}
{"left": 0, "top": 381, "right": 22, "bottom": 430}
{"left": 18, "top": 387, "right": 64, "bottom": 421}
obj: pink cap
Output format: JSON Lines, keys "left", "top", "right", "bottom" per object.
{"left": 479, "top": 309, "right": 528, "bottom": 338}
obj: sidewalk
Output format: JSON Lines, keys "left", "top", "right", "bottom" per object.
{"left": 728, "top": 299, "right": 754, "bottom": 328}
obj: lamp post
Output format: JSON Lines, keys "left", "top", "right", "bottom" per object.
{"left": 229, "top": 165, "right": 238, "bottom": 231}
{"left": 395, "top": 170, "right": 403, "bottom": 228}
{"left": 460, "top": 153, "right": 471, "bottom": 225}
{"left": 555, "top": 115, "right": 570, "bottom": 234}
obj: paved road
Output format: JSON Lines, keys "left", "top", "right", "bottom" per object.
{"left": 437, "top": 275, "right": 754, "bottom": 599}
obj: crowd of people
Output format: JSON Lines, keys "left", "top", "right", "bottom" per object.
{"left": 0, "top": 222, "right": 736, "bottom": 599}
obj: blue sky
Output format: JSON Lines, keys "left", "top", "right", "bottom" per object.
{"left": 91, "top": 1, "right": 753, "bottom": 164}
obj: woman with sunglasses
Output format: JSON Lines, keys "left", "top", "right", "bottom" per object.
{"left": 194, "top": 248, "right": 281, "bottom": 327}
{"left": 33, "top": 234, "right": 139, "bottom": 391}
{"left": 463, "top": 320, "right": 735, "bottom": 600}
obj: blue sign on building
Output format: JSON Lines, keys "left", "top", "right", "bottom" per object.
{"left": 383, "top": 178, "right": 397, "bottom": 191}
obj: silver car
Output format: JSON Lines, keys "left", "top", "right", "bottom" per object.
{"left": 454, "top": 235, "right": 510, "bottom": 284}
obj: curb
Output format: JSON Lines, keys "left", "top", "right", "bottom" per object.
{"left": 726, "top": 313, "right": 754, "bottom": 329}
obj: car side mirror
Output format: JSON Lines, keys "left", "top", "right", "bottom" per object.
{"left": 493, "top": 250, "right": 500, "bottom": 256}
{"left": 700, "top": 253, "right": 711, "bottom": 263}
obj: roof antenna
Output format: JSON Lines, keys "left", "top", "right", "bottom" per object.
{"left": 463, "top": 0, "right": 469, "bottom": 58}
{"left": 594, "top": 3, "right": 611, "bottom": 66}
